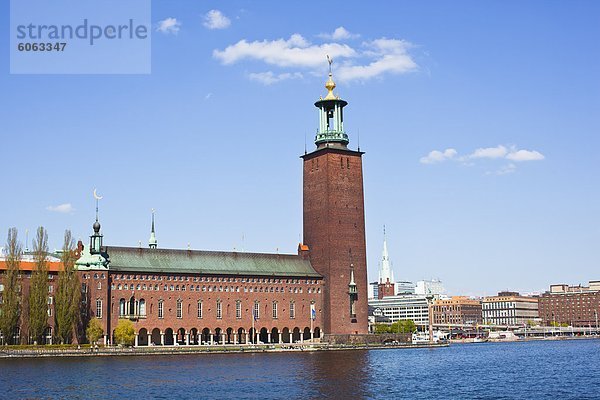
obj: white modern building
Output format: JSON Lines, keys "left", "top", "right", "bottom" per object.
{"left": 368, "top": 295, "right": 430, "bottom": 327}
{"left": 415, "top": 279, "right": 445, "bottom": 296}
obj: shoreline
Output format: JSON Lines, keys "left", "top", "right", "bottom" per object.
{"left": 0, "top": 342, "right": 448, "bottom": 359}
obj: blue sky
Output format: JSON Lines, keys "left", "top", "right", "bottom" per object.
{"left": 1, "top": 1, "right": 599, "bottom": 296}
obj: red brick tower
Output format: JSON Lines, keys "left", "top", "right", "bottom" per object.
{"left": 302, "top": 63, "right": 368, "bottom": 335}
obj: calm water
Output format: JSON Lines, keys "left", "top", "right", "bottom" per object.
{"left": 1, "top": 339, "right": 600, "bottom": 399}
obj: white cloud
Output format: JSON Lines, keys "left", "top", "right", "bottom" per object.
{"left": 248, "top": 71, "right": 303, "bottom": 85}
{"left": 318, "top": 26, "right": 360, "bottom": 41}
{"left": 213, "top": 34, "right": 417, "bottom": 83}
{"left": 204, "top": 93, "right": 212, "bottom": 100}
{"left": 156, "top": 17, "right": 181, "bottom": 34}
{"left": 46, "top": 203, "right": 74, "bottom": 214}
{"left": 203, "top": 10, "right": 231, "bottom": 30}
{"left": 420, "top": 144, "right": 545, "bottom": 172}
{"left": 495, "top": 163, "right": 517, "bottom": 175}
{"left": 506, "top": 149, "right": 545, "bottom": 161}
{"left": 469, "top": 145, "right": 507, "bottom": 159}
{"left": 419, "top": 148, "right": 457, "bottom": 164}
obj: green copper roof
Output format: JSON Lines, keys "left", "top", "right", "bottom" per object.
{"left": 104, "top": 246, "right": 321, "bottom": 277}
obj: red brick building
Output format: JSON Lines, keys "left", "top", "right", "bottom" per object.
{"left": 538, "top": 281, "right": 600, "bottom": 327}
{"left": 0, "top": 70, "right": 369, "bottom": 345}
{"left": 432, "top": 296, "right": 482, "bottom": 326}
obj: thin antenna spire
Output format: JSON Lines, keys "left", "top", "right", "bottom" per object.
{"left": 357, "top": 128, "right": 361, "bottom": 152}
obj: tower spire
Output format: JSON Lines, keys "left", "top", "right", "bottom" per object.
{"left": 379, "top": 225, "right": 394, "bottom": 283}
{"left": 313, "top": 56, "right": 349, "bottom": 149}
{"left": 149, "top": 208, "right": 157, "bottom": 249}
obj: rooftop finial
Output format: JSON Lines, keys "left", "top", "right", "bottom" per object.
{"left": 324, "top": 55, "right": 337, "bottom": 100}
{"left": 92, "top": 189, "right": 103, "bottom": 234}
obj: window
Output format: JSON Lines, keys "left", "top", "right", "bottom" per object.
{"left": 48, "top": 296, "right": 53, "bottom": 305}
{"left": 176, "top": 299, "right": 182, "bottom": 319}
{"left": 96, "top": 299, "right": 103, "bottom": 318}
{"left": 236, "top": 301, "right": 242, "bottom": 319}
{"left": 254, "top": 301, "right": 260, "bottom": 320}
{"left": 119, "top": 299, "right": 126, "bottom": 316}
{"left": 97, "top": 282, "right": 102, "bottom": 290}
{"left": 272, "top": 301, "right": 278, "bottom": 319}
{"left": 216, "top": 301, "right": 222, "bottom": 319}
{"left": 290, "top": 301, "right": 295, "bottom": 319}
{"left": 0, "top": 284, "right": 4, "bottom": 292}
{"left": 139, "top": 299, "right": 146, "bottom": 316}
{"left": 197, "top": 300, "right": 203, "bottom": 319}
{"left": 158, "top": 300, "right": 164, "bottom": 319}
{"left": 48, "top": 285, "right": 53, "bottom": 293}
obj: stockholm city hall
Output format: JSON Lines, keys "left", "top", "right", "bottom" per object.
{"left": 2, "top": 66, "right": 370, "bottom": 346}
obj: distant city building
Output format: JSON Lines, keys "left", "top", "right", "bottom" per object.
{"left": 395, "top": 281, "right": 416, "bottom": 295}
{"left": 368, "top": 295, "right": 429, "bottom": 327}
{"left": 432, "top": 296, "right": 482, "bottom": 326}
{"left": 538, "top": 280, "right": 600, "bottom": 327}
{"left": 415, "top": 279, "right": 445, "bottom": 296}
{"left": 368, "top": 281, "right": 379, "bottom": 300}
{"left": 482, "top": 292, "right": 539, "bottom": 326}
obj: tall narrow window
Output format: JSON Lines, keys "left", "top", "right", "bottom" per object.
{"left": 236, "top": 301, "right": 242, "bottom": 319}
{"left": 272, "top": 301, "right": 278, "bottom": 319}
{"left": 290, "top": 301, "right": 295, "bottom": 319}
{"left": 139, "top": 299, "right": 146, "bottom": 316}
{"left": 216, "top": 300, "right": 222, "bottom": 319}
{"left": 96, "top": 299, "right": 102, "bottom": 318}
{"left": 254, "top": 301, "right": 260, "bottom": 320}
{"left": 119, "top": 298, "right": 126, "bottom": 316}
{"left": 158, "top": 300, "right": 164, "bottom": 319}
{"left": 176, "top": 299, "right": 183, "bottom": 319}
{"left": 197, "top": 300, "right": 203, "bottom": 319}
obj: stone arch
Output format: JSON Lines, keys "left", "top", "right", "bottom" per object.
{"left": 151, "top": 328, "right": 161, "bottom": 345}
{"left": 177, "top": 328, "right": 186, "bottom": 345}
{"left": 201, "top": 328, "right": 211, "bottom": 345}
{"left": 214, "top": 327, "right": 223, "bottom": 345}
{"left": 303, "top": 327, "right": 311, "bottom": 341}
{"left": 292, "top": 327, "right": 301, "bottom": 343}
{"left": 226, "top": 327, "right": 234, "bottom": 344}
{"left": 164, "top": 328, "right": 174, "bottom": 345}
{"left": 271, "top": 327, "right": 279, "bottom": 343}
{"left": 259, "top": 327, "right": 268, "bottom": 344}
{"left": 138, "top": 328, "right": 148, "bottom": 346}
{"left": 190, "top": 328, "right": 199, "bottom": 345}
{"left": 282, "top": 327, "right": 291, "bottom": 343}
{"left": 314, "top": 327, "right": 321, "bottom": 339}
{"left": 237, "top": 327, "right": 246, "bottom": 344}
{"left": 249, "top": 327, "right": 257, "bottom": 344}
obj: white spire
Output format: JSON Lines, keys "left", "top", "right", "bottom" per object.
{"left": 379, "top": 225, "right": 394, "bottom": 283}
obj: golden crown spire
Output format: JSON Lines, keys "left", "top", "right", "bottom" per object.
{"left": 324, "top": 55, "right": 337, "bottom": 100}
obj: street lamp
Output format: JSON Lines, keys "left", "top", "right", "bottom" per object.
{"left": 425, "top": 292, "right": 434, "bottom": 344}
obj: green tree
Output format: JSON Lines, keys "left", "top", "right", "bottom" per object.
{"left": 28, "top": 227, "right": 49, "bottom": 345}
{"left": 390, "top": 319, "right": 417, "bottom": 333}
{"left": 374, "top": 324, "right": 390, "bottom": 334}
{"left": 54, "top": 230, "right": 81, "bottom": 344}
{"left": 114, "top": 319, "right": 135, "bottom": 346}
{"left": 86, "top": 318, "right": 104, "bottom": 345}
{"left": 0, "top": 228, "right": 22, "bottom": 345}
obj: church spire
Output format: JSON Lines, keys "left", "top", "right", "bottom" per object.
{"left": 314, "top": 56, "right": 349, "bottom": 149}
{"left": 149, "top": 208, "right": 157, "bottom": 249}
{"left": 379, "top": 225, "right": 394, "bottom": 284}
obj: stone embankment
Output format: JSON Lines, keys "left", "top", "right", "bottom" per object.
{"left": 0, "top": 342, "right": 448, "bottom": 359}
